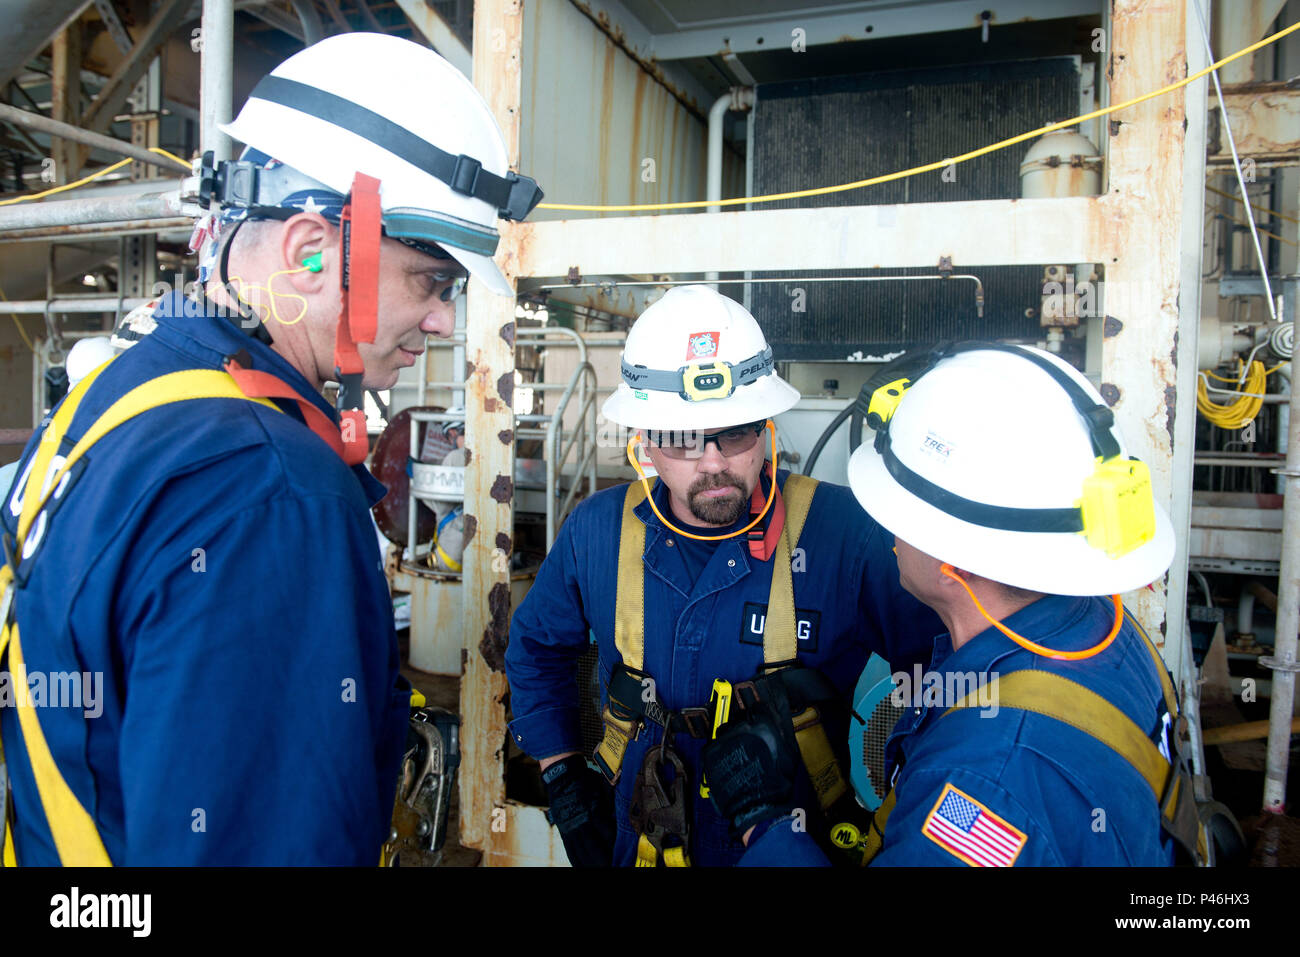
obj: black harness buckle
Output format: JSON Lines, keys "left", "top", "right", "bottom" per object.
{"left": 450, "top": 154, "right": 483, "bottom": 196}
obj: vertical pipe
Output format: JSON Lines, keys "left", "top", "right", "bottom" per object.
{"left": 200, "top": 0, "right": 235, "bottom": 164}
{"left": 1262, "top": 332, "right": 1300, "bottom": 814}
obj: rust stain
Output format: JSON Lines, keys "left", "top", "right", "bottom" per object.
{"left": 465, "top": 360, "right": 476, "bottom": 380}
{"left": 484, "top": 397, "right": 501, "bottom": 413}
{"left": 569, "top": 0, "right": 704, "bottom": 119}
{"left": 500, "top": 321, "right": 516, "bottom": 348}
{"left": 498, "top": 428, "right": 514, "bottom": 444}
{"left": 631, "top": 68, "right": 646, "bottom": 200}
{"left": 462, "top": 513, "right": 478, "bottom": 546}
{"left": 478, "top": 582, "right": 512, "bottom": 672}
{"left": 490, "top": 473, "right": 514, "bottom": 503}
{"left": 496, "top": 372, "right": 514, "bottom": 408}
{"left": 495, "top": 532, "right": 511, "bottom": 553}
{"left": 599, "top": 41, "right": 615, "bottom": 209}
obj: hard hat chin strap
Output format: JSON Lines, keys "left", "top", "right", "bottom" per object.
{"left": 939, "top": 563, "right": 1123, "bottom": 661}
{"left": 333, "top": 171, "right": 382, "bottom": 466}
{"left": 624, "top": 421, "right": 783, "bottom": 559}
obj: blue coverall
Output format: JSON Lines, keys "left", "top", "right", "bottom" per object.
{"left": 742, "top": 594, "right": 1180, "bottom": 866}
{"left": 505, "top": 472, "right": 941, "bottom": 866}
{"left": 0, "top": 291, "right": 409, "bottom": 865}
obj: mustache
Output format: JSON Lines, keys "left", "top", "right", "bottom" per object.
{"left": 688, "top": 472, "right": 744, "bottom": 496}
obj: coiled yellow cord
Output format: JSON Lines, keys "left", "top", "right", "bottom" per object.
{"left": 1196, "top": 359, "right": 1267, "bottom": 429}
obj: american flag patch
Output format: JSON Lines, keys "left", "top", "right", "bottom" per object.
{"left": 921, "top": 784, "right": 1027, "bottom": 867}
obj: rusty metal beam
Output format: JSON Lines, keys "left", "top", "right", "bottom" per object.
{"left": 1100, "top": 0, "right": 1195, "bottom": 662}
{"left": 515, "top": 197, "right": 1115, "bottom": 279}
{"left": 1211, "top": 85, "right": 1300, "bottom": 162}
{"left": 458, "top": 0, "right": 523, "bottom": 859}
{"left": 51, "top": 22, "right": 83, "bottom": 184}
{"left": 0, "top": 103, "right": 188, "bottom": 173}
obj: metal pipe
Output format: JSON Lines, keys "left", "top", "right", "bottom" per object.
{"left": 0, "top": 297, "right": 149, "bottom": 314}
{"left": 1238, "top": 588, "right": 1255, "bottom": 638}
{"left": 1261, "top": 338, "right": 1300, "bottom": 813}
{"left": 0, "top": 189, "right": 185, "bottom": 231}
{"left": 0, "top": 103, "right": 188, "bottom": 173}
{"left": 0, "top": 219, "right": 192, "bottom": 244}
{"left": 706, "top": 92, "right": 734, "bottom": 218}
{"left": 1194, "top": 455, "right": 1288, "bottom": 468}
{"left": 200, "top": 0, "right": 236, "bottom": 164}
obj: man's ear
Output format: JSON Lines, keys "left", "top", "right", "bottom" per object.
{"left": 278, "top": 212, "right": 334, "bottom": 292}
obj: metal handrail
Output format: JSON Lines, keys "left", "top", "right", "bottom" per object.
{"left": 405, "top": 326, "right": 605, "bottom": 555}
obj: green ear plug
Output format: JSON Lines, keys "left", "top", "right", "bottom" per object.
{"left": 302, "top": 252, "right": 323, "bottom": 272}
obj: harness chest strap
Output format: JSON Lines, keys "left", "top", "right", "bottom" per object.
{"left": 857, "top": 632, "right": 1192, "bottom": 866}
{"left": 0, "top": 365, "right": 280, "bottom": 867}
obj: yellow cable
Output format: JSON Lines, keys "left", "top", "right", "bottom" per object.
{"left": 0, "top": 281, "right": 37, "bottom": 353}
{"left": 1207, "top": 184, "right": 1300, "bottom": 226}
{"left": 0, "top": 158, "right": 131, "bottom": 207}
{"left": 0, "top": 147, "right": 189, "bottom": 207}
{"left": 148, "top": 146, "right": 191, "bottom": 168}
{"left": 1197, "top": 359, "right": 1267, "bottom": 429}
{"left": 537, "top": 20, "right": 1300, "bottom": 214}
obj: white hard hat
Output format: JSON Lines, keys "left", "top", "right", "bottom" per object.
{"left": 600, "top": 285, "right": 800, "bottom": 431}
{"left": 218, "top": 33, "right": 542, "bottom": 296}
{"left": 65, "top": 336, "right": 117, "bottom": 386}
{"left": 846, "top": 344, "right": 1175, "bottom": 596}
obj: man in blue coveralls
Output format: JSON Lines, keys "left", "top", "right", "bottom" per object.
{"left": 0, "top": 34, "right": 541, "bottom": 865}
{"left": 505, "top": 285, "right": 940, "bottom": 867}
{"left": 707, "top": 343, "right": 1187, "bottom": 866}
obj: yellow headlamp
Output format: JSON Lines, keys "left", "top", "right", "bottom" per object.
{"left": 682, "top": 361, "right": 733, "bottom": 402}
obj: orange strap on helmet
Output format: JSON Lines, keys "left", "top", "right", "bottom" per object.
{"left": 333, "top": 171, "right": 383, "bottom": 465}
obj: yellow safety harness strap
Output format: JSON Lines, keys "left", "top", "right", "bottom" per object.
{"left": 791, "top": 704, "right": 849, "bottom": 810}
{"left": 1, "top": 363, "right": 280, "bottom": 867}
{"left": 599, "top": 474, "right": 826, "bottom": 802}
{"left": 857, "top": 786, "right": 897, "bottom": 865}
{"left": 943, "top": 670, "right": 1171, "bottom": 798}
{"left": 613, "top": 479, "right": 652, "bottom": 671}
{"left": 0, "top": 622, "right": 110, "bottom": 866}
{"left": 762, "top": 474, "right": 816, "bottom": 665}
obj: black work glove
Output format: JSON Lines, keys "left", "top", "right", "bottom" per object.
{"left": 542, "top": 755, "right": 617, "bottom": 867}
{"left": 702, "top": 680, "right": 800, "bottom": 844}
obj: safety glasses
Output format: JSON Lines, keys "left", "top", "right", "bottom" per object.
{"left": 397, "top": 237, "right": 470, "bottom": 302}
{"left": 645, "top": 420, "right": 767, "bottom": 460}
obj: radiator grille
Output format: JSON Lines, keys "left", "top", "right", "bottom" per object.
{"left": 750, "top": 58, "right": 1081, "bottom": 358}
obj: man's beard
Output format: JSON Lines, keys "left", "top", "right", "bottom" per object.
{"left": 687, "top": 471, "right": 752, "bottom": 525}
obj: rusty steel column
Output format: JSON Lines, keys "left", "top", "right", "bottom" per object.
{"left": 1098, "top": 0, "right": 1190, "bottom": 662}
{"left": 459, "top": 0, "right": 523, "bottom": 859}
{"left": 50, "top": 21, "right": 83, "bottom": 185}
